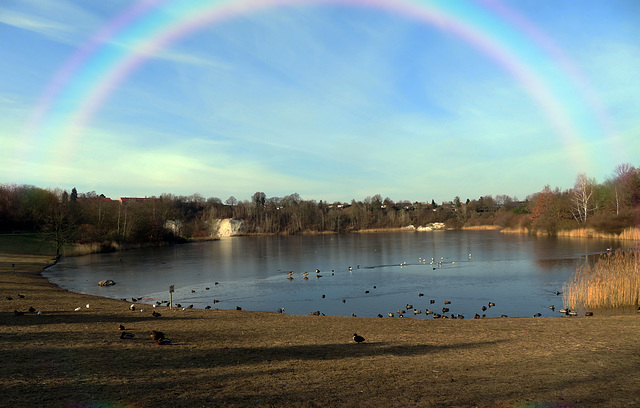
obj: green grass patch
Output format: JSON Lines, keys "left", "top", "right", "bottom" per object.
{"left": 0, "top": 233, "right": 58, "bottom": 256}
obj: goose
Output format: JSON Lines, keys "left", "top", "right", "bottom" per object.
{"left": 120, "top": 332, "right": 135, "bottom": 340}
{"left": 353, "top": 333, "right": 365, "bottom": 343}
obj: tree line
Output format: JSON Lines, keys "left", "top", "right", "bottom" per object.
{"left": 1, "top": 163, "right": 638, "bottom": 253}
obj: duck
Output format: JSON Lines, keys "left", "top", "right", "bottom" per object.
{"left": 129, "top": 304, "right": 136, "bottom": 311}
{"left": 444, "top": 300, "right": 451, "bottom": 305}
{"left": 353, "top": 333, "right": 365, "bottom": 343}
{"left": 28, "top": 306, "right": 36, "bottom": 313}
{"left": 585, "top": 311, "right": 594, "bottom": 316}
{"left": 152, "top": 311, "right": 162, "bottom": 318}
{"left": 74, "top": 307, "right": 82, "bottom": 312}
{"left": 118, "top": 324, "right": 125, "bottom": 331}
{"left": 533, "top": 313, "right": 542, "bottom": 318}
{"left": 120, "top": 332, "right": 135, "bottom": 339}
{"left": 156, "top": 338, "right": 172, "bottom": 345}
{"left": 150, "top": 331, "right": 166, "bottom": 341}
{"left": 488, "top": 302, "right": 496, "bottom": 308}
{"left": 204, "top": 305, "right": 211, "bottom": 309}
{"left": 442, "top": 307, "right": 449, "bottom": 313}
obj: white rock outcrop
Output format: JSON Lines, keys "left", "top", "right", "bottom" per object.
{"left": 209, "top": 218, "right": 247, "bottom": 237}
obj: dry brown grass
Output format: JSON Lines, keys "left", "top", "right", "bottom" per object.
{"left": 563, "top": 251, "right": 640, "bottom": 309}
{"left": 2, "top": 254, "right": 640, "bottom": 407}
{"left": 461, "top": 225, "right": 502, "bottom": 231}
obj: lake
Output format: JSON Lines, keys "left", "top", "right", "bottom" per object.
{"left": 44, "top": 230, "right": 628, "bottom": 318}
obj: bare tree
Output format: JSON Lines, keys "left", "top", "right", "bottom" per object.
{"left": 570, "top": 173, "right": 596, "bottom": 223}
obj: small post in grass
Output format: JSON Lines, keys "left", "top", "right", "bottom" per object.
{"left": 169, "top": 285, "right": 174, "bottom": 309}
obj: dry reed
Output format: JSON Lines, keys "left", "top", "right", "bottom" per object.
{"left": 461, "top": 225, "right": 502, "bottom": 231}
{"left": 563, "top": 250, "right": 640, "bottom": 309}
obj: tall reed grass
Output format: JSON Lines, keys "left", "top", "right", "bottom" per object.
{"left": 63, "top": 241, "right": 119, "bottom": 256}
{"left": 563, "top": 250, "right": 640, "bottom": 309}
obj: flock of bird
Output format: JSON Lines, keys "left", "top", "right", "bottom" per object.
{"left": 275, "top": 254, "right": 586, "bottom": 319}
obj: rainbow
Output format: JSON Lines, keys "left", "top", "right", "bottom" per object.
{"left": 25, "top": 0, "right": 616, "bottom": 175}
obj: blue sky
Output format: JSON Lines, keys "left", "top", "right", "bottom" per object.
{"left": 1, "top": 0, "right": 639, "bottom": 203}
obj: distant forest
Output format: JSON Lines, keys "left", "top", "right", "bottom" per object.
{"left": 1, "top": 164, "right": 639, "bottom": 254}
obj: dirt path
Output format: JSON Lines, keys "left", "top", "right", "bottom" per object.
{"left": 1, "top": 254, "right": 639, "bottom": 407}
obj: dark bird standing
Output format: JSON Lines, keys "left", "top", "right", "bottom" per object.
{"left": 353, "top": 333, "right": 365, "bottom": 343}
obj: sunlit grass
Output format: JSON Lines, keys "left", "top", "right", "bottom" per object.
{"left": 563, "top": 250, "right": 640, "bottom": 309}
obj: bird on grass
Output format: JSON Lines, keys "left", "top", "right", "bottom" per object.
{"left": 152, "top": 311, "right": 162, "bottom": 318}
{"left": 353, "top": 333, "right": 365, "bottom": 343}
{"left": 118, "top": 324, "right": 125, "bottom": 331}
{"left": 150, "top": 331, "right": 166, "bottom": 341}
{"left": 120, "top": 332, "right": 135, "bottom": 339}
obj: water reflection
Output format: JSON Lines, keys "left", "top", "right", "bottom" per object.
{"left": 45, "top": 231, "right": 632, "bottom": 318}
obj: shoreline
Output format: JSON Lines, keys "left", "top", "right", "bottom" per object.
{"left": 1, "top": 253, "right": 640, "bottom": 406}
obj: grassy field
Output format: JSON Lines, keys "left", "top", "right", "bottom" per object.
{"left": 1, "top": 247, "right": 640, "bottom": 407}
